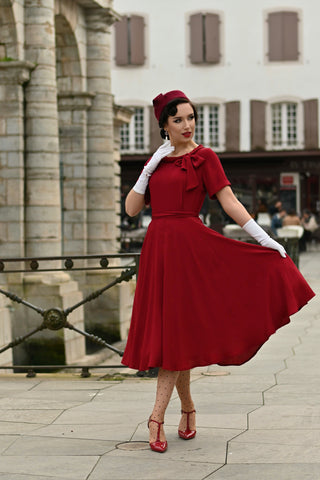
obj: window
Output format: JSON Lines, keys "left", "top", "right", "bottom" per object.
{"left": 253, "top": 98, "right": 317, "bottom": 151}
{"left": 120, "top": 107, "right": 149, "bottom": 153}
{"left": 194, "top": 105, "right": 221, "bottom": 149}
{"left": 114, "top": 15, "right": 145, "bottom": 66}
{"left": 271, "top": 102, "right": 299, "bottom": 148}
{"left": 267, "top": 11, "right": 299, "bottom": 62}
{"left": 189, "top": 12, "right": 221, "bottom": 64}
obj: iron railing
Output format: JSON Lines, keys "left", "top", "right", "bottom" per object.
{"left": 0, "top": 253, "right": 140, "bottom": 377}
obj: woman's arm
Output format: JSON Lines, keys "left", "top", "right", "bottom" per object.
{"left": 216, "top": 186, "right": 252, "bottom": 226}
{"left": 216, "top": 185, "right": 286, "bottom": 257}
{"left": 125, "top": 189, "right": 146, "bottom": 217}
{"left": 125, "top": 140, "right": 175, "bottom": 218}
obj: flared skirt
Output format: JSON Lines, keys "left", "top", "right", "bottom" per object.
{"left": 122, "top": 217, "right": 315, "bottom": 371}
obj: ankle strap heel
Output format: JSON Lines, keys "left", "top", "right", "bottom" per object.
{"left": 148, "top": 417, "right": 167, "bottom": 453}
{"left": 178, "top": 409, "right": 196, "bottom": 440}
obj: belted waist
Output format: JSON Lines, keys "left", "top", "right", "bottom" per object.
{"left": 152, "top": 211, "right": 199, "bottom": 219}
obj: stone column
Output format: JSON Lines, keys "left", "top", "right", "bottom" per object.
{"left": 24, "top": 0, "right": 61, "bottom": 257}
{"left": 12, "top": 0, "right": 86, "bottom": 366}
{"left": 0, "top": 61, "right": 33, "bottom": 257}
{"left": 86, "top": 7, "right": 120, "bottom": 254}
{"left": 83, "top": 8, "right": 132, "bottom": 348}
{"left": 57, "top": 92, "right": 94, "bottom": 257}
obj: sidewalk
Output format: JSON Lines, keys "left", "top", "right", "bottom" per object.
{"left": 0, "top": 251, "right": 319, "bottom": 480}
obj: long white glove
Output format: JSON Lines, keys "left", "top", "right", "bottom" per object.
{"left": 242, "top": 218, "right": 286, "bottom": 258}
{"left": 133, "top": 140, "right": 175, "bottom": 194}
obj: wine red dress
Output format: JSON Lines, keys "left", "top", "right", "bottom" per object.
{"left": 122, "top": 145, "right": 315, "bottom": 371}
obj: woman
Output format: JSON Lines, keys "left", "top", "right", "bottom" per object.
{"left": 122, "top": 90, "right": 315, "bottom": 453}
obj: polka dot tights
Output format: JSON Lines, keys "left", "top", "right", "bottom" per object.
{"left": 149, "top": 368, "right": 196, "bottom": 444}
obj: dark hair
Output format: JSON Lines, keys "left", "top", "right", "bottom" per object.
{"left": 158, "top": 98, "right": 198, "bottom": 139}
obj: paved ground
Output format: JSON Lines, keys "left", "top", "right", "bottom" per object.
{"left": 0, "top": 251, "right": 319, "bottom": 480}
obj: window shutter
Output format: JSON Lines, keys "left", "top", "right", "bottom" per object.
{"left": 225, "top": 101, "right": 240, "bottom": 151}
{"left": 115, "top": 16, "right": 129, "bottom": 66}
{"left": 268, "top": 11, "right": 299, "bottom": 61}
{"left": 303, "top": 99, "right": 319, "bottom": 149}
{"left": 190, "top": 13, "right": 204, "bottom": 63}
{"left": 268, "top": 12, "right": 283, "bottom": 61}
{"left": 149, "top": 106, "right": 160, "bottom": 153}
{"left": 283, "top": 12, "right": 299, "bottom": 61}
{"left": 250, "top": 100, "right": 266, "bottom": 150}
{"left": 130, "top": 15, "right": 145, "bottom": 65}
{"left": 204, "top": 13, "right": 220, "bottom": 63}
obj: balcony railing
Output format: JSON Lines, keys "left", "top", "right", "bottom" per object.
{"left": 0, "top": 253, "right": 140, "bottom": 377}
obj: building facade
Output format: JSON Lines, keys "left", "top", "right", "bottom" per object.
{"left": 0, "top": 0, "right": 132, "bottom": 366}
{"left": 112, "top": 0, "right": 320, "bottom": 219}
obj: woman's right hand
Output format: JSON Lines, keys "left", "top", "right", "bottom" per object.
{"left": 144, "top": 140, "right": 175, "bottom": 175}
{"left": 132, "top": 140, "right": 175, "bottom": 196}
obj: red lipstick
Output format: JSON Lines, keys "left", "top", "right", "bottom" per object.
{"left": 182, "top": 132, "right": 192, "bottom": 138}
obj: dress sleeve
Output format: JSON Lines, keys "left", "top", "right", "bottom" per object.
{"left": 201, "top": 148, "right": 231, "bottom": 198}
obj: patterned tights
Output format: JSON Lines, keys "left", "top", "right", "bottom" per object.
{"left": 149, "top": 368, "right": 196, "bottom": 443}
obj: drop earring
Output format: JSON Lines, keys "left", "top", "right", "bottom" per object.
{"left": 165, "top": 131, "right": 169, "bottom": 140}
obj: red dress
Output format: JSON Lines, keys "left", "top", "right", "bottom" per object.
{"left": 122, "top": 145, "right": 315, "bottom": 371}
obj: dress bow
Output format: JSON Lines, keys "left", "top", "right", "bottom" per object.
{"left": 174, "top": 149, "right": 206, "bottom": 191}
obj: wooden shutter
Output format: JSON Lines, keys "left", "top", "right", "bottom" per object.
{"left": 268, "top": 12, "right": 283, "bottom": 61}
{"left": 190, "top": 13, "right": 204, "bottom": 63}
{"left": 225, "top": 101, "right": 240, "bottom": 151}
{"left": 250, "top": 100, "right": 266, "bottom": 150}
{"left": 283, "top": 12, "right": 299, "bottom": 61}
{"left": 149, "top": 106, "right": 160, "bottom": 152}
{"left": 268, "top": 11, "right": 299, "bottom": 61}
{"left": 204, "top": 13, "right": 220, "bottom": 63}
{"left": 115, "top": 16, "right": 129, "bottom": 66}
{"left": 130, "top": 15, "right": 145, "bottom": 65}
{"left": 303, "top": 99, "right": 319, "bottom": 149}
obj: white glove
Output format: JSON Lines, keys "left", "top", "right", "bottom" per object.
{"left": 242, "top": 219, "right": 286, "bottom": 258}
{"left": 133, "top": 140, "right": 175, "bottom": 194}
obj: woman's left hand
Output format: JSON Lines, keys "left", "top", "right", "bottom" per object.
{"left": 259, "top": 237, "right": 287, "bottom": 258}
{"left": 242, "top": 219, "right": 287, "bottom": 258}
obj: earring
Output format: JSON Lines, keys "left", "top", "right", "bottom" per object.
{"left": 165, "top": 131, "right": 169, "bottom": 140}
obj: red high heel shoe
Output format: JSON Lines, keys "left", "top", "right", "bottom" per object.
{"left": 148, "top": 417, "right": 168, "bottom": 453}
{"left": 178, "top": 409, "right": 196, "bottom": 440}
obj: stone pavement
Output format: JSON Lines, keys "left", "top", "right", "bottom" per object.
{"left": 0, "top": 252, "right": 319, "bottom": 480}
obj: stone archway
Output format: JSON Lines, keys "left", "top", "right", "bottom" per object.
{"left": 55, "top": 13, "right": 82, "bottom": 92}
{"left": 55, "top": 13, "right": 92, "bottom": 258}
{"left": 0, "top": 0, "right": 18, "bottom": 60}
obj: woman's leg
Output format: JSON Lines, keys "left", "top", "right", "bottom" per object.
{"left": 175, "top": 370, "right": 196, "bottom": 431}
{"left": 149, "top": 368, "right": 179, "bottom": 442}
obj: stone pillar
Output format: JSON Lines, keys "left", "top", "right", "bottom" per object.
{"left": 11, "top": 0, "right": 86, "bottom": 366}
{"left": 24, "top": 0, "right": 62, "bottom": 257}
{"left": 0, "top": 61, "right": 33, "bottom": 257}
{"left": 58, "top": 92, "right": 94, "bottom": 257}
{"left": 86, "top": 7, "right": 120, "bottom": 254}
{"left": 83, "top": 8, "right": 131, "bottom": 349}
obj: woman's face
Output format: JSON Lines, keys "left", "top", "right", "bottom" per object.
{"left": 164, "top": 102, "right": 196, "bottom": 146}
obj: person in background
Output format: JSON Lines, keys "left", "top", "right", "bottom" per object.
{"left": 271, "top": 208, "right": 287, "bottom": 236}
{"left": 269, "top": 200, "right": 282, "bottom": 216}
{"left": 282, "top": 209, "right": 301, "bottom": 226}
{"left": 300, "top": 209, "right": 319, "bottom": 251}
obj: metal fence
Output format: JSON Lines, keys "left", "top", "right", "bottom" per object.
{"left": 0, "top": 253, "right": 140, "bottom": 377}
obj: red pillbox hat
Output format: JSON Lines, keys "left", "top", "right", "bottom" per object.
{"left": 152, "top": 90, "right": 190, "bottom": 121}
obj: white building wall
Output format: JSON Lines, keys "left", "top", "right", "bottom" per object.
{"left": 112, "top": 0, "right": 320, "bottom": 152}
